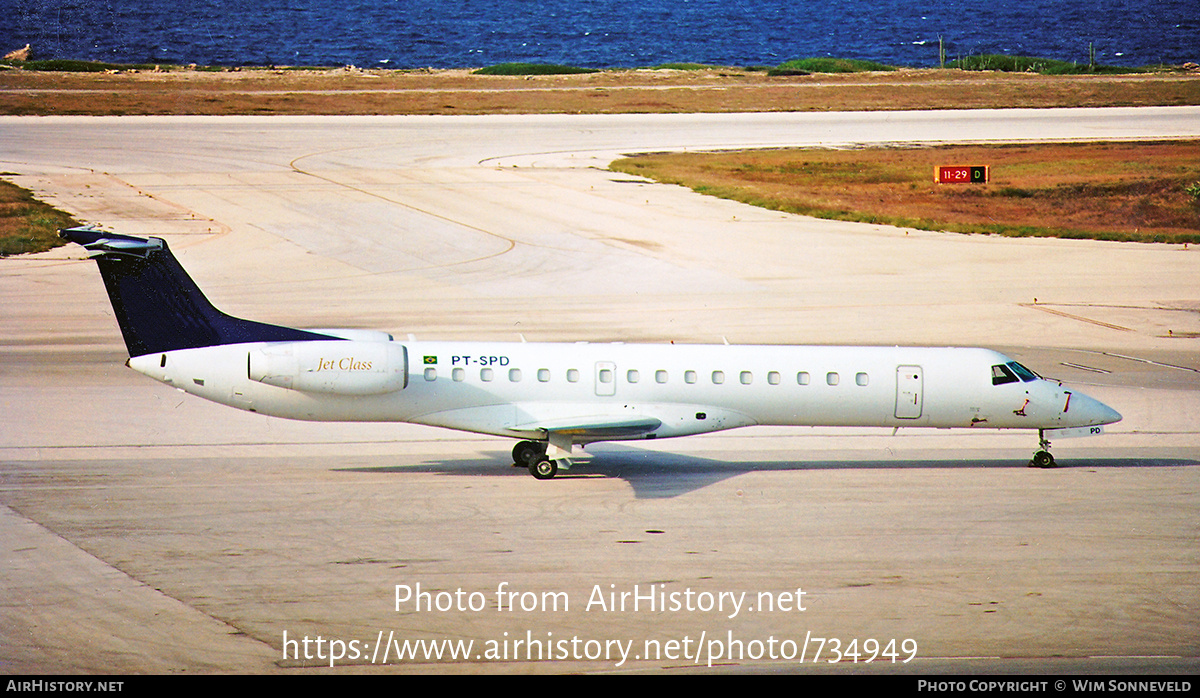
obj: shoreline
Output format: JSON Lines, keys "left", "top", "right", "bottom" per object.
{"left": 2, "top": 66, "right": 1198, "bottom": 116}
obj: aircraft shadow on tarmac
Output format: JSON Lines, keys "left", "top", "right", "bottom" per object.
{"left": 336, "top": 446, "right": 1199, "bottom": 500}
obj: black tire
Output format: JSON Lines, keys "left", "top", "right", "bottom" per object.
{"left": 512, "top": 440, "right": 544, "bottom": 466}
{"left": 1030, "top": 451, "right": 1056, "bottom": 468}
{"left": 529, "top": 457, "right": 557, "bottom": 480}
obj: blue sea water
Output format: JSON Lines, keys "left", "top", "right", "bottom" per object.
{"left": 4, "top": 0, "right": 1197, "bottom": 69}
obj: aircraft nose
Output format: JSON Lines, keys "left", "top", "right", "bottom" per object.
{"left": 1072, "top": 391, "right": 1122, "bottom": 426}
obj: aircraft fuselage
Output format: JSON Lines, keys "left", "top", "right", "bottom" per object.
{"left": 129, "top": 340, "right": 1118, "bottom": 441}
{"left": 62, "top": 226, "right": 1121, "bottom": 478}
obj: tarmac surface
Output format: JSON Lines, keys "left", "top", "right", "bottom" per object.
{"left": 1, "top": 108, "right": 1198, "bottom": 673}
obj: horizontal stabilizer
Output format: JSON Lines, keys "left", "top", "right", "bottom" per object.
{"left": 61, "top": 226, "right": 164, "bottom": 257}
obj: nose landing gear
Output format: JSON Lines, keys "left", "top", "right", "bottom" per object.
{"left": 1029, "top": 429, "right": 1056, "bottom": 468}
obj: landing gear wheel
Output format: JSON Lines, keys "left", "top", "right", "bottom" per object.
{"left": 512, "top": 440, "right": 546, "bottom": 468}
{"left": 1030, "top": 451, "right": 1056, "bottom": 468}
{"left": 529, "top": 457, "right": 558, "bottom": 480}
{"left": 1028, "top": 429, "right": 1057, "bottom": 468}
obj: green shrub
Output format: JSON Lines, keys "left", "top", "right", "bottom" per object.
{"left": 769, "top": 58, "right": 897, "bottom": 75}
{"left": 2, "top": 59, "right": 161, "bottom": 72}
{"left": 946, "top": 54, "right": 1144, "bottom": 75}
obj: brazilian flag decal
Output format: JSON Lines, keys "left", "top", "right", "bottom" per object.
{"left": 423, "top": 356, "right": 437, "bottom": 365}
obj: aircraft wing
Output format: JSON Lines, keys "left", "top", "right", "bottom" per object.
{"left": 508, "top": 415, "right": 663, "bottom": 440}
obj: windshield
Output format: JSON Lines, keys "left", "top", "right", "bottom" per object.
{"left": 992, "top": 362, "right": 1041, "bottom": 385}
{"left": 1007, "top": 361, "right": 1040, "bottom": 382}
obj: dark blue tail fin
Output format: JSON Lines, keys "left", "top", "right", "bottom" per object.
{"left": 61, "top": 227, "right": 334, "bottom": 357}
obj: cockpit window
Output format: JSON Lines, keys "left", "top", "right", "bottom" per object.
{"left": 992, "top": 364, "right": 1019, "bottom": 385}
{"left": 1007, "top": 361, "right": 1040, "bottom": 382}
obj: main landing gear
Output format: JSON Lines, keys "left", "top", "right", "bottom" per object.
{"left": 512, "top": 440, "right": 558, "bottom": 479}
{"left": 529, "top": 457, "right": 558, "bottom": 480}
{"left": 1029, "top": 429, "right": 1057, "bottom": 468}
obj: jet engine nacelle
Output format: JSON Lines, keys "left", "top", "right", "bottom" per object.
{"left": 249, "top": 340, "right": 408, "bottom": 395}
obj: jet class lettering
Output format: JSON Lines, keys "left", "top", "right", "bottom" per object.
{"left": 316, "top": 357, "right": 374, "bottom": 372}
{"left": 452, "top": 355, "right": 510, "bottom": 367}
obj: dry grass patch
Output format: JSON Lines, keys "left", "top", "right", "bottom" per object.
{"left": 1, "top": 68, "right": 1197, "bottom": 115}
{"left": 611, "top": 141, "right": 1200, "bottom": 243}
{"left": 0, "top": 179, "right": 77, "bottom": 256}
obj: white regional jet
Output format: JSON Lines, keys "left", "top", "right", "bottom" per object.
{"left": 62, "top": 226, "right": 1121, "bottom": 479}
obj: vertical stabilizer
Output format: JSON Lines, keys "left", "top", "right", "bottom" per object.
{"left": 61, "top": 227, "right": 334, "bottom": 357}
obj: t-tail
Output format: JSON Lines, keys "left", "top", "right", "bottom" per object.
{"left": 60, "top": 226, "right": 334, "bottom": 357}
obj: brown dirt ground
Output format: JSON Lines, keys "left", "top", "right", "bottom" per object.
{"left": 1, "top": 66, "right": 1198, "bottom": 115}
{"left": 611, "top": 141, "right": 1200, "bottom": 243}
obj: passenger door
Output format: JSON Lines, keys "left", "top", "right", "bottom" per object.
{"left": 895, "top": 366, "right": 923, "bottom": 419}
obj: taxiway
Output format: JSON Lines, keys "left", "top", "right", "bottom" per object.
{"left": 1, "top": 109, "right": 1197, "bottom": 672}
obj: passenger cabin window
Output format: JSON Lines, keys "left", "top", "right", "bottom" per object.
{"left": 599, "top": 369, "right": 613, "bottom": 384}
{"left": 656, "top": 370, "right": 668, "bottom": 384}
{"left": 827, "top": 372, "right": 840, "bottom": 386}
{"left": 537, "top": 368, "right": 551, "bottom": 382}
{"left": 740, "top": 371, "right": 753, "bottom": 385}
{"left": 797, "top": 371, "right": 811, "bottom": 385}
{"left": 567, "top": 369, "right": 580, "bottom": 383}
{"left": 768, "top": 371, "right": 781, "bottom": 385}
{"left": 481, "top": 368, "right": 494, "bottom": 382}
{"left": 627, "top": 369, "right": 640, "bottom": 383}
{"left": 424, "top": 368, "right": 437, "bottom": 381}
{"left": 509, "top": 368, "right": 522, "bottom": 382}
{"left": 856, "top": 372, "right": 869, "bottom": 386}
{"left": 685, "top": 370, "right": 697, "bottom": 384}
{"left": 452, "top": 367, "right": 465, "bottom": 382}
{"left": 992, "top": 364, "right": 1019, "bottom": 385}
{"left": 712, "top": 371, "right": 725, "bottom": 384}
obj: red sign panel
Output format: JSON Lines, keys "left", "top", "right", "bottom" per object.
{"left": 935, "top": 166, "right": 989, "bottom": 184}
